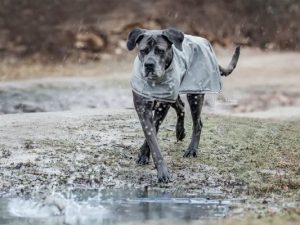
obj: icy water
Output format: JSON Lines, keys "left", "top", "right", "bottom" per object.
{"left": 0, "top": 189, "right": 230, "bottom": 225}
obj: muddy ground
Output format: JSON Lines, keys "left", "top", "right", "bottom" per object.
{"left": 0, "top": 109, "right": 299, "bottom": 222}
{"left": 0, "top": 48, "right": 300, "bottom": 224}
{"left": 0, "top": 109, "right": 299, "bottom": 195}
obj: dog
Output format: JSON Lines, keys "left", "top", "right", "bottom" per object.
{"left": 127, "top": 28, "right": 240, "bottom": 183}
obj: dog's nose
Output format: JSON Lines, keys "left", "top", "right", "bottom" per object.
{"left": 144, "top": 63, "right": 155, "bottom": 72}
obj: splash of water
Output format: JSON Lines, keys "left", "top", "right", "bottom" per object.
{"left": 8, "top": 193, "right": 108, "bottom": 225}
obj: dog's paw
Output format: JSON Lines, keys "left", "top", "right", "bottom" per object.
{"left": 176, "top": 126, "right": 186, "bottom": 141}
{"left": 157, "top": 163, "right": 171, "bottom": 183}
{"left": 136, "top": 154, "right": 150, "bottom": 165}
{"left": 183, "top": 147, "right": 197, "bottom": 158}
{"left": 136, "top": 142, "right": 150, "bottom": 165}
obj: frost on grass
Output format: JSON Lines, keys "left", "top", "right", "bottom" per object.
{"left": 0, "top": 112, "right": 299, "bottom": 201}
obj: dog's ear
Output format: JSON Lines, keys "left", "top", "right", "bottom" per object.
{"left": 127, "top": 28, "right": 145, "bottom": 51}
{"left": 162, "top": 28, "right": 184, "bottom": 51}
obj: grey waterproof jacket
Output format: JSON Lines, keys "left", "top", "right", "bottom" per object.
{"left": 131, "top": 35, "right": 222, "bottom": 102}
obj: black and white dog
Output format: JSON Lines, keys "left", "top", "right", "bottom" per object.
{"left": 127, "top": 28, "right": 240, "bottom": 182}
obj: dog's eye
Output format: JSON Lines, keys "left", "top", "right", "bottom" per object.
{"left": 140, "top": 49, "right": 148, "bottom": 55}
{"left": 155, "top": 48, "right": 165, "bottom": 55}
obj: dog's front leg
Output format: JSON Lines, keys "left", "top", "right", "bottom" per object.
{"left": 137, "top": 102, "right": 171, "bottom": 165}
{"left": 133, "top": 92, "right": 170, "bottom": 183}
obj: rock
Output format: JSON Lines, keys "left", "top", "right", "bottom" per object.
{"left": 74, "top": 31, "right": 106, "bottom": 52}
{"left": 14, "top": 103, "right": 44, "bottom": 113}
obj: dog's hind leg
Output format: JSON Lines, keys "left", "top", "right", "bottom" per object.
{"left": 171, "top": 96, "right": 186, "bottom": 141}
{"left": 184, "top": 94, "right": 204, "bottom": 157}
{"left": 137, "top": 102, "right": 170, "bottom": 165}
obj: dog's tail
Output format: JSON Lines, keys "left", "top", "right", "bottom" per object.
{"left": 219, "top": 46, "right": 240, "bottom": 76}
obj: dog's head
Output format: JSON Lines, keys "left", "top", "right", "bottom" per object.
{"left": 127, "top": 28, "right": 184, "bottom": 80}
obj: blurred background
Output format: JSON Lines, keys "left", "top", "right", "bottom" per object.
{"left": 0, "top": 0, "right": 300, "bottom": 118}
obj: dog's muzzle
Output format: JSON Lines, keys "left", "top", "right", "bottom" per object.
{"left": 144, "top": 64, "right": 165, "bottom": 81}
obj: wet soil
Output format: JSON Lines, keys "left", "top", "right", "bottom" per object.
{"left": 0, "top": 109, "right": 299, "bottom": 211}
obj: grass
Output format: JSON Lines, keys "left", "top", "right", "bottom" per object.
{"left": 159, "top": 113, "right": 300, "bottom": 197}
{"left": 1, "top": 111, "right": 299, "bottom": 224}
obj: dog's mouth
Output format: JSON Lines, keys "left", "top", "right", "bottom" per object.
{"left": 144, "top": 72, "right": 158, "bottom": 79}
{"left": 144, "top": 70, "right": 164, "bottom": 80}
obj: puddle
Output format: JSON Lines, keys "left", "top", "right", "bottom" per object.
{"left": 0, "top": 189, "right": 230, "bottom": 225}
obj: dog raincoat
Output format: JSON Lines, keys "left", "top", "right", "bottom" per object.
{"left": 131, "top": 35, "right": 222, "bottom": 102}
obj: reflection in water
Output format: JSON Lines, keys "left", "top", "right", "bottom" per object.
{"left": 0, "top": 189, "right": 230, "bottom": 225}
